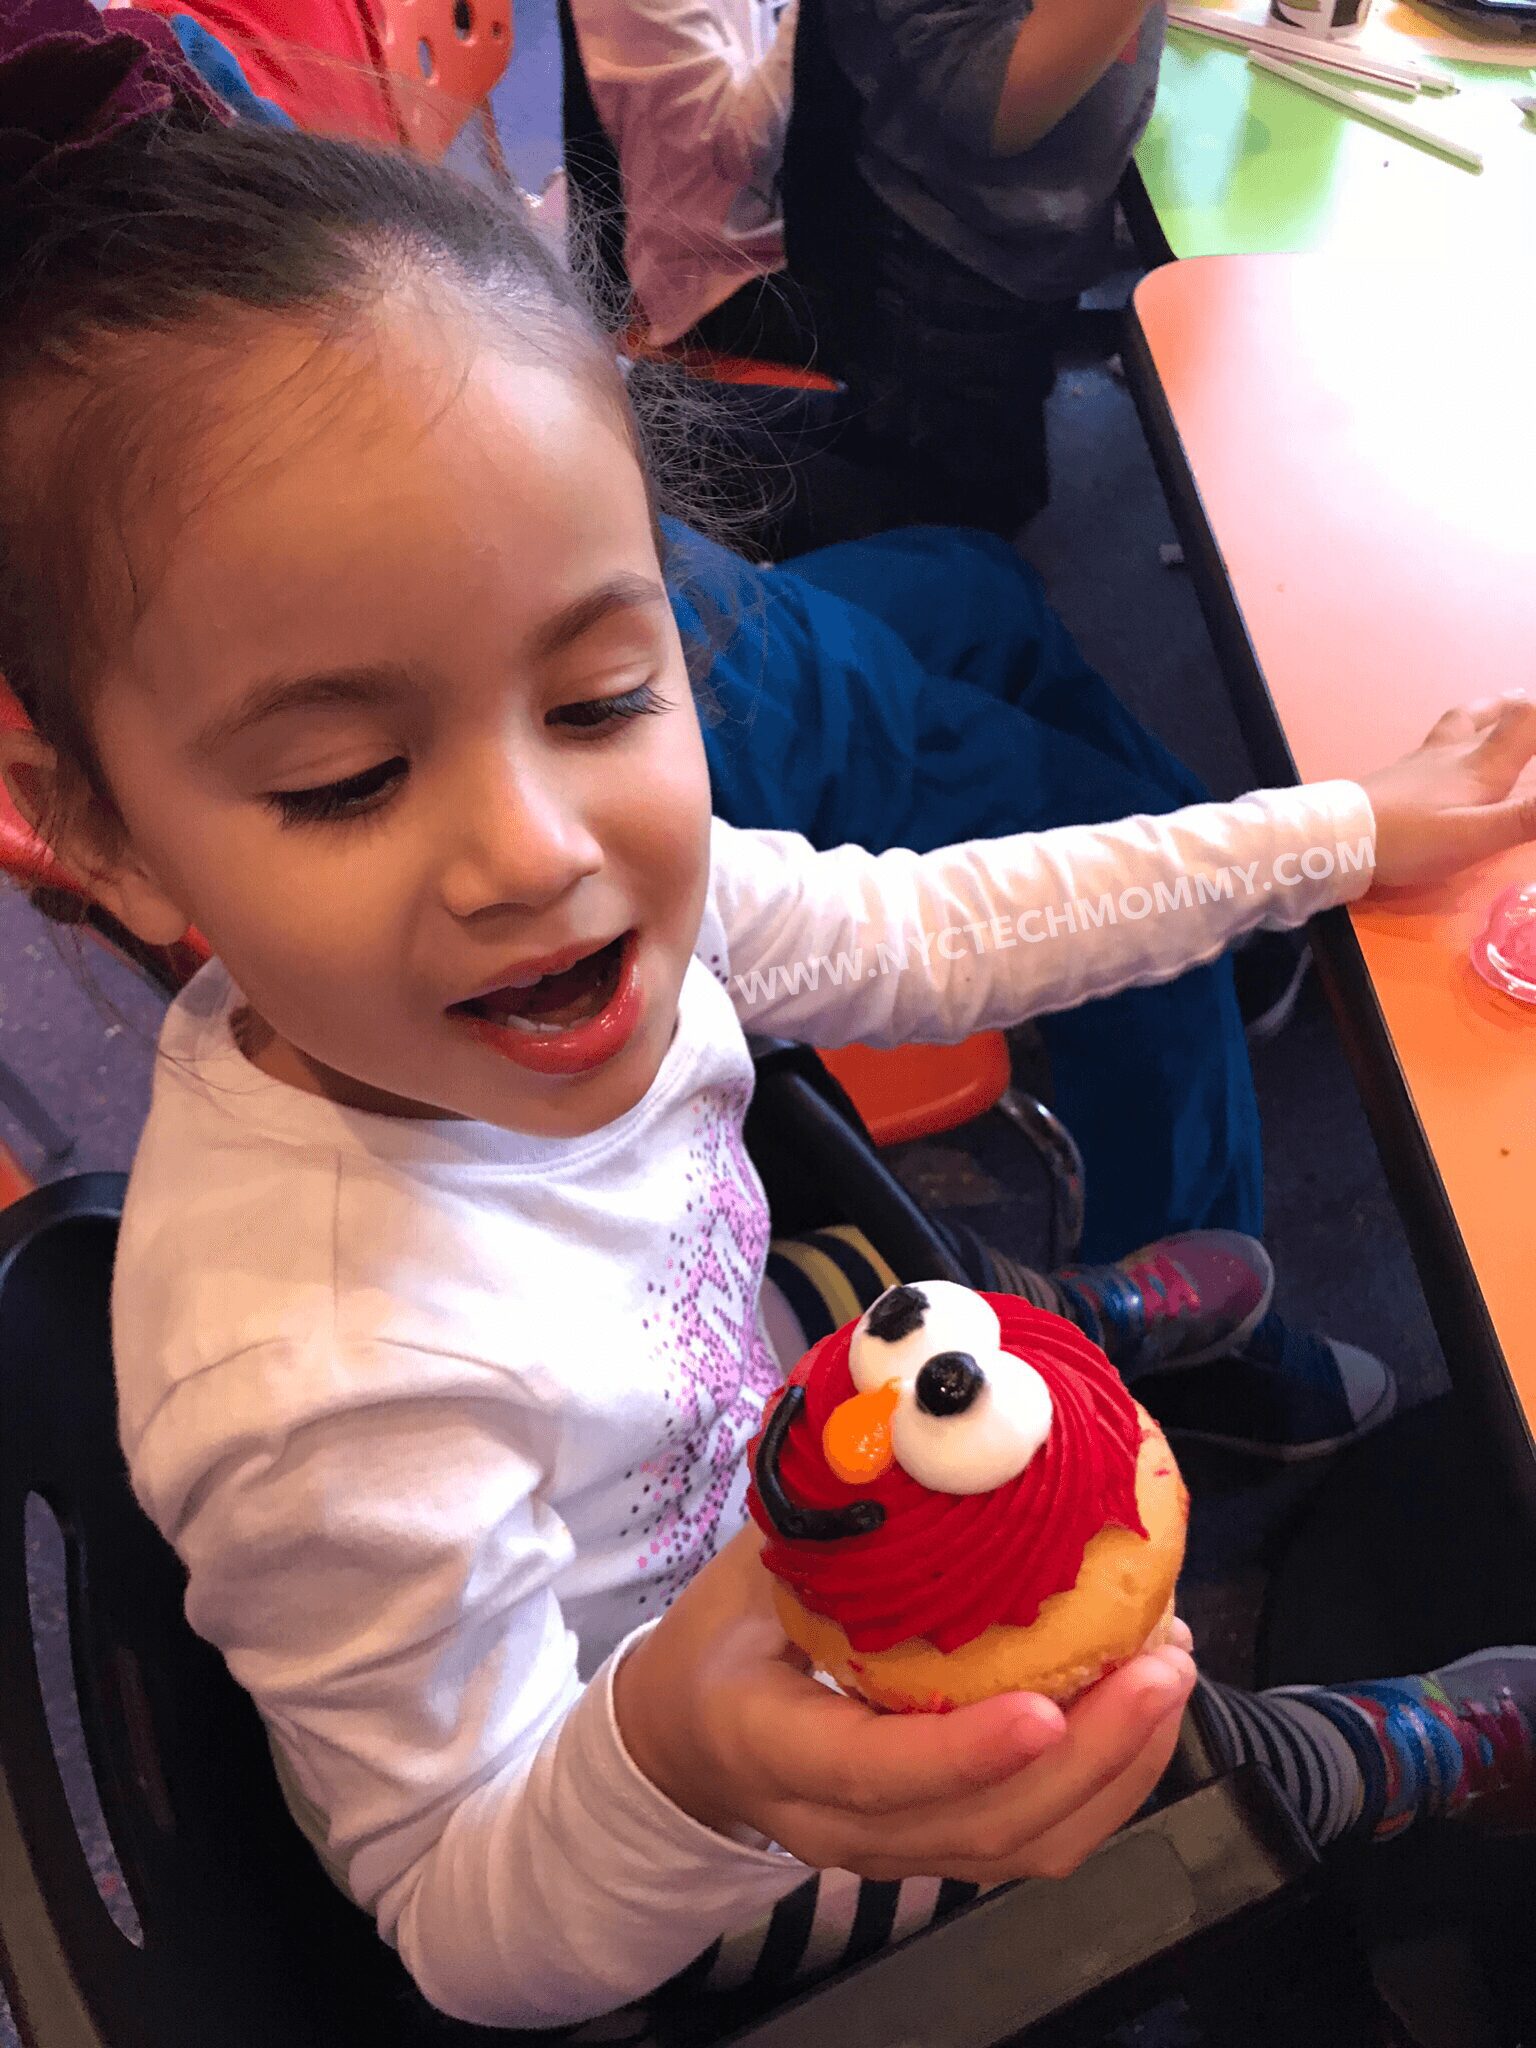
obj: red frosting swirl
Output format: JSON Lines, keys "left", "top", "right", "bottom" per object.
{"left": 748, "top": 1296, "right": 1147, "bottom": 1654}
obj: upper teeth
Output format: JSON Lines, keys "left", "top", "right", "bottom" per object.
{"left": 504, "top": 967, "right": 547, "bottom": 990}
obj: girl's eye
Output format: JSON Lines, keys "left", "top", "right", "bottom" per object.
{"left": 266, "top": 756, "right": 408, "bottom": 826}
{"left": 548, "top": 681, "right": 666, "bottom": 734}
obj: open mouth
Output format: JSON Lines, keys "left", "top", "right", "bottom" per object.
{"left": 449, "top": 932, "right": 642, "bottom": 1077}
{"left": 452, "top": 934, "right": 629, "bottom": 1035}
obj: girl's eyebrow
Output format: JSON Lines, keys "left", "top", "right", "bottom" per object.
{"left": 193, "top": 668, "right": 409, "bottom": 756}
{"left": 531, "top": 573, "right": 669, "bottom": 661}
{"left": 193, "top": 577, "right": 669, "bottom": 756}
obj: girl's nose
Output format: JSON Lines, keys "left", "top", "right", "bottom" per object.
{"left": 438, "top": 760, "right": 603, "bottom": 920}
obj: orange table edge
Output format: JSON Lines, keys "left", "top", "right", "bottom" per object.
{"left": 1122, "top": 259, "right": 1536, "bottom": 1521}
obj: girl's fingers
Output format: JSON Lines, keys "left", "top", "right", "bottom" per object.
{"left": 783, "top": 1681, "right": 1193, "bottom": 1883}
{"left": 1424, "top": 704, "right": 1480, "bottom": 746}
{"left": 1466, "top": 691, "right": 1532, "bottom": 730}
{"left": 789, "top": 1650, "right": 1195, "bottom": 1870}
{"left": 1425, "top": 693, "right": 1530, "bottom": 748}
{"left": 1446, "top": 788, "right": 1536, "bottom": 867}
{"left": 1469, "top": 697, "right": 1536, "bottom": 789}
{"left": 994, "top": 1695, "right": 1191, "bottom": 1883}
{"left": 753, "top": 1669, "right": 1067, "bottom": 1816}
{"left": 944, "top": 1651, "right": 1194, "bottom": 1852}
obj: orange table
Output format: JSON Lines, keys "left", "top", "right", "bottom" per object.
{"left": 1124, "top": 252, "right": 1536, "bottom": 1503}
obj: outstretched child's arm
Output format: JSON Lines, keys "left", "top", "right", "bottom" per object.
{"left": 714, "top": 694, "right": 1536, "bottom": 1048}
{"left": 990, "top": 0, "right": 1160, "bottom": 154}
{"left": 865, "top": 0, "right": 1158, "bottom": 158}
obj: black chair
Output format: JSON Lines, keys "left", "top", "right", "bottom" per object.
{"left": 0, "top": 1082, "right": 1380, "bottom": 2048}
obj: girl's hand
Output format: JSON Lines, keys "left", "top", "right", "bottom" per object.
{"left": 1362, "top": 694, "right": 1536, "bottom": 890}
{"left": 615, "top": 1530, "right": 1196, "bottom": 1885}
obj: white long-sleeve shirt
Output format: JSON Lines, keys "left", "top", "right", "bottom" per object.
{"left": 569, "top": 0, "right": 794, "bottom": 343}
{"left": 113, "top": 790, "right": 1373, "bottom": 2028}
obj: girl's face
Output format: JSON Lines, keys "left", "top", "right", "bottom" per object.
{"left": 80, "top": 311, "right": 713, "bottom": 1138}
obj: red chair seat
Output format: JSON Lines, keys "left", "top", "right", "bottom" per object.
{"left": 818, "top": 1033, "right": 1012, "bottom": 1149}
{"left": 0, "top": 1140, "right": 34, "bottom": 1208}
{"left": 0, "top": 784, "right": 67, "bottom": 892}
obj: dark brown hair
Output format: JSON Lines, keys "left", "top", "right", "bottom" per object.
{"left": 0, "top": 117, "right": 714, "bottom": 803}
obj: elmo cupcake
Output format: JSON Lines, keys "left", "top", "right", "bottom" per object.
{"left": 748, "top": 1282, "right": 1187, "bottom": 1712}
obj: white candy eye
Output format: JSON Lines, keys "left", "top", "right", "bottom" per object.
{"left": 890, "top": 1347, "right": 1054, "bottom": 1495}
{"left": 850, "top": 1281, "right": 1001, "bottom": 1394}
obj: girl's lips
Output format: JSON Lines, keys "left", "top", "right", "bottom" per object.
{"left": 453, "top": 931, "right": 642, "bottom": 1076}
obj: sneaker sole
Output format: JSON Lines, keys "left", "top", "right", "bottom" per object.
{"left": 1164, "top": 1359, "right": 1399, "bottom": 1463}
{"left": 1128, "top": 1244, "right": 1276, "bottom": 1377}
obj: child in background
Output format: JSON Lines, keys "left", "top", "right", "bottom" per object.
{"left": 566, "top": 0, "right": 809, "bottom": 358}
{"left": 108, "top": 0, "right": 399, "bottom": 139}
{"left": 4, "top": 7, "right": 1536, "bottom": 2034}
{"left": 782, "top": 0, "right": 1164, "bottom": 534}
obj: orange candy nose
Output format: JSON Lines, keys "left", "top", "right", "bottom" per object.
{"left": 822, "top": 1381, "right": 900, "bottom": 1486}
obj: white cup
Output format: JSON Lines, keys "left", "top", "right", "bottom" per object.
{"left": 1269, "top": 0, "right": 1375, "bottom": 34}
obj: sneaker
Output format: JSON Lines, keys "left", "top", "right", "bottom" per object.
{"left": 1053, "top": 1231, "right": 1275, "bottom": 1382}
{"left": 1140, "top": 1310, "right": 1398, "bottom": 1460}
{"left": 1234, "top": 930, "right": 1312, "bottom": 1043}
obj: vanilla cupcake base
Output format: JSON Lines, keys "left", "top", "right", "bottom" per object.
{"left": 772, "top": 1406, "right": 1188, "bottom": 1711}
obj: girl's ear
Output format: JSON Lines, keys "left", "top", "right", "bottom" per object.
{"left": 0, "top": 728, "right": 190, "bottom": 947}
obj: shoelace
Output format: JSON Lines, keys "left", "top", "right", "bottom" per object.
{"left": 1119, "top": 1252, "right": 1200, "bottom": 1326}
{"left": 1439, "top": 1688, "right": 1534, "bottom": 1819}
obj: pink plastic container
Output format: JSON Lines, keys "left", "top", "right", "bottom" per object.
{"left": 1470, "top": 882, "right": 1536, "bottom": 1008}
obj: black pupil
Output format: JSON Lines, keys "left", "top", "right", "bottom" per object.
{"left": 915, "top": 1351, "right": 983, "bottom": 1416}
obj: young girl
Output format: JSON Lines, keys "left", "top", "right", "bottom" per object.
{"left": 2, "top": 9, "right": 1534, "bottom": 2033}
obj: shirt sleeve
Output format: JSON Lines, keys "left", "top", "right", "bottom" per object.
{"left": 573, "top": 0, "right": 794, "bottom": 201}
{"left": 861, "top": 0, "right": 1034, "bottom": 153}
{"left": 131, "top": 1343, "right": 805, "bottom": 2029}
{"left": 710, "top": 782, "right": 1376, "bottom": 1045}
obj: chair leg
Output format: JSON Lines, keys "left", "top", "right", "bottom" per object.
{"left": 991, "top": 1087, "right": 1086, "bottom": 1269}
{"left": 0, "top": 1055, "right": 74, "bottom": 1163}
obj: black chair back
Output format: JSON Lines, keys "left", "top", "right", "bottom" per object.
{"left": 778, "top": 0, "right": 868, "bottom": 296}
{"left": 0, "top": 1178, "right": 519, "bottom": 2048}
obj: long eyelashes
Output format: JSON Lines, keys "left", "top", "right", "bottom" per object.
{"left": 267, "top": 756, "right": 407, "bottom": 826}
{"left": 547, "top": 680, "right": 668, "bottom": 730}
{"left": 264, "top": 682, "right": 669, "bottom": 828}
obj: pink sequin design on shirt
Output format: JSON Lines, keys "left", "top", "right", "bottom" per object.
{"left": 627, "top": 1079, "right": 781, "bottom": 1609}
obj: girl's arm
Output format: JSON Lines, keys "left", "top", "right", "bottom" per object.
{"left": 714, "top": 696, "right": 1536, "bottom": 1048}
{"left": 853, "top": 0, "right": 1154, "bottom": 160}
{"left": 136, "top": 1344, "right": 1195, "bottom": 2025}
{"left": 139, "top": 1346, "right": 806, "bottom": 2028}
{"left": 990, "top": 0, "right": 1159, "bottom": 155}
{"left": 714, "top": 780, "right": 1375, "bottom": 1048}
{"left": 572, "top": 0, "right": 795, "bottom": 215}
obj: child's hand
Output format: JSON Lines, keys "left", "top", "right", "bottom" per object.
{"left": 616, "top": 1530, "right": 1196, "bottom": 1884}
{"left": 1362, "top": 694, "right": 1536, "bottom": 890}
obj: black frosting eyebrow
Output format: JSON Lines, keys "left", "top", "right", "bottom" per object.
{"left": 864, "top": 1284, "right": 929, "bottom": 1344}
